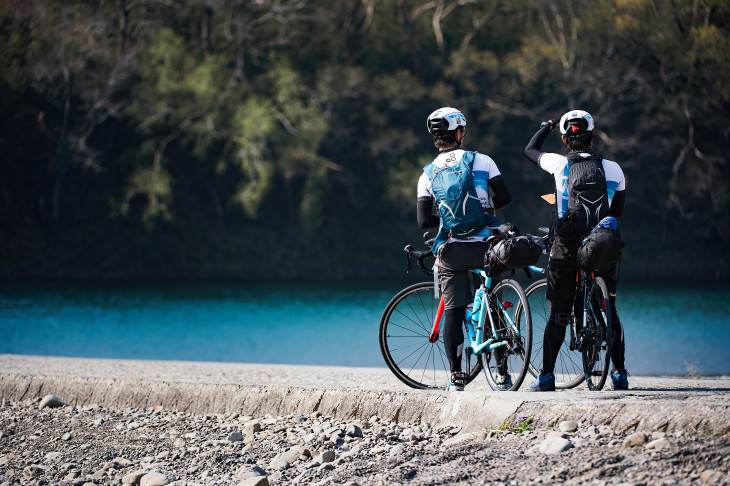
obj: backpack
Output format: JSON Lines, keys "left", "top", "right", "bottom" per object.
{"left": 577, "top": 217, "right": 626, "bottom": 273}
{"left": 564, "top": 152, "right": 609, "bottom": 238}
{"left": 424, "top": 151, "right": 487, "bottom": 243}
{"left": 485, "top": 235, "right": 544, "bottom": 276}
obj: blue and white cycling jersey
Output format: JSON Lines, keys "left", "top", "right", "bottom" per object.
{"left": 417, "top": 149, "right": 502, "bottom": 249}
{"left": 538, "top": 152, "right": 626, "bottom": 218}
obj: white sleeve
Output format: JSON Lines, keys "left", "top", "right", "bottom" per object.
{"left": 417, "top": 172, "right": 433, "bottom": 198}
{"left": 471, "top": 153, "right": 500, "bottom": 179}
{"left": 538, "top": 152, "right": 565, "bottom": 175}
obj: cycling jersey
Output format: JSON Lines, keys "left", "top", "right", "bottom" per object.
{"left": 524, "top": 125, "right": 626, "bottom": 219}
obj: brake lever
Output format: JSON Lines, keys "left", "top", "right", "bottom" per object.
{"left": 404, "top": 245, "right": 413, "bottom": 273}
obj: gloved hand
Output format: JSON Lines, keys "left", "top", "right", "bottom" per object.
{"left": 540, "top": 119, "right": 557, "bottom": 131}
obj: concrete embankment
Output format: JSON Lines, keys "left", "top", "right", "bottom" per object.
{"left": 1, "top": 355, "right": 728, "bottom": 435}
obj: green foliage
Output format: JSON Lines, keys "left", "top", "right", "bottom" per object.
{"left": 0, "top": 0, "right": 728, "bottom": 279}
{"left": 498, "top": 416, "right": 534, "bottom": 434}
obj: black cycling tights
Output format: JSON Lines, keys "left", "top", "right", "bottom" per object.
{"left": 542, "top": 315, "right": 626, "bottom": 374}
{"left": 443, "top": 305, "right": 509, "bottom": 376}
{"left": 443, "top": 307, "right": 466, "bottom": 373}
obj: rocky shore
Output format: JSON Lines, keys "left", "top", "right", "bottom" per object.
{"left": 1, "top": 395, "right": 728, "bottom": 486}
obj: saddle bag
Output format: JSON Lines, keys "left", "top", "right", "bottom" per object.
{"left": 485, "top": 235, "right": 543, "bottom": 276}
{"left": 577, "top": 225, "right": 625, "bottom": 273}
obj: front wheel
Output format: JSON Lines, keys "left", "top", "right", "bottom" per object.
{"left": 581, "top": 276, "right": 613, "bottom": 391}
{"left": 479, "top": 279, "right": 532, "bottom": 391}
{"left": 379, "top": 282, "right": 481, "bottom": 389}
{"left": 523, "top": 279, "right": 585, "bottom": 389}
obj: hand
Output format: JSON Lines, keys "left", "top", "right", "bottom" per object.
{"left": 540, "top": 119, "right": 556, "bottom": 131}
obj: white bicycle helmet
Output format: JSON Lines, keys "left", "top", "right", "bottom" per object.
{"left": 559, "top": 109, "right": 595, "bottom": 135}
{"left": 427, "top": 107, "right": 466, "bottom": 134}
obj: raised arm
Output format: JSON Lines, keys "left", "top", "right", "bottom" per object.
{"left": 524, "top": 121, "right": 556, "bottom": 166}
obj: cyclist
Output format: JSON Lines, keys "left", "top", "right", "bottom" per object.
{"left": 417, "top": 106, "right": 512, "bottom": 391}
{"left": 523, "top": 110, "right": 629, "bottom": 391}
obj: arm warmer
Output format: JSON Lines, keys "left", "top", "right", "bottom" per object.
{"left": 417, "top": 196, "right": 440, "bottom": 229}
{"left": 488, "top": 175, "right": 512, "bottom": 210}
{"left": 524, "top": 125, "right": 552, "bottom": 166}
{"left": 610, "top": 190, "right": 625, "bottom": 218}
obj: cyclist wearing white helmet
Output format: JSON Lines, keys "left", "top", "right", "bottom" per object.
{"left": 524, "top": 110, "right": 629, "bottom": 391}
{"left": 417, "top": 106, "right": 512, "bottom": 391}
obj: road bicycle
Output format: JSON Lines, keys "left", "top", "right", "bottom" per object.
{"left": 379, "top": 234, "right": 532, "bottom": 391}
{"left": 520, "top": 227, "right": 614, "bottom": 390}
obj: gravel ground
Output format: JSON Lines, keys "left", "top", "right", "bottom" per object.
{"left": 1, "top": 396, "right": 729, "bottom": 486}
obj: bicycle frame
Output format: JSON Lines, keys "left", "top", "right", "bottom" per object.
{"left": 427, "top": 269, "right": 523, "bottom": 356}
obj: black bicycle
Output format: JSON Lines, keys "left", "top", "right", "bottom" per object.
{"left": 520, "top": 227, "right": 613, "bottom": 390}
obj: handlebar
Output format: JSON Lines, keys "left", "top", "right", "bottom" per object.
{"left": 404, "top": 232, "right": 435, "bottom": 276}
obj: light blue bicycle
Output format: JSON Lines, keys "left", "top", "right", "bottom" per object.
{"left": 379, "top": 235, "right": 533, "bottom": 391}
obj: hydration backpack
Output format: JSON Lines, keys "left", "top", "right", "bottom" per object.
{"left": 424, "top": 151, "right": 487, "bottom": 242}
{"left": 565, "top": 152, "right": 609, "bottom": 238}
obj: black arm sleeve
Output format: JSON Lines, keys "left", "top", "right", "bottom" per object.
{"left": 610, "top": 190, "right": 625, "bottom": 218}
{"left": 417, "top": 196, "right": 440, "bottom": 229}
{"left": 524, "top": 125, "right": 553, "bottom": 166}
{"left": 488, "top": 175, "right": 512, "bottom": 210}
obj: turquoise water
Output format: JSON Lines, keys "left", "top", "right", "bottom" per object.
{"left": 1, "top": 280, "right": 728, "bottom": 376}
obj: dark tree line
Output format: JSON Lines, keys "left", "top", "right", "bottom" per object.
{"left": 1, "top": 0, "right": 728, "bottom": 280}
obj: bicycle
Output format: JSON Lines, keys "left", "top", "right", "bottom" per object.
{"left": 520, "top": 226, "right": 614, "bottom": 390}
{"left": 379, "top": 234, "right": 532, "bottom": 391}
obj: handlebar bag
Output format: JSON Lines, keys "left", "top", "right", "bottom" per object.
{"left": 577, "top": 226, "right": 626, "bottom": 273}
{"left": 485, "top": 235, "right": 543, "bottom": 275}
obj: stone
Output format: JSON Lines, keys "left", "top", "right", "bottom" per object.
{"left": 23, "top": 465, "right": 46, "bottom": 478}
{"left": 538, "top": 437, "right": 573, "bottom": 454}
{"left": 548, "top": 431, "right": 568, "bottom": 438}
{"left": 140, "top": 471, "right": 171, "bottom": 486}
{"left": 646, "top": 438, "right": 671, "bottom": 450}
{"left": 39, "top": 395, "right": 66, "bottom": 409}
{"left": 559, "top": 420, "right": 578, "bottom": 433}
{"left": 244, "top": 422, "right": 262, "bottom": 434}
{"left": 236, "top": 466, "right": 267, "bottom": 481}
{"left": 443, "top": 432, "right": 476, "bottom": 446}
{"left": 239, "top": 477, "right": 269, "bottom": 486}
{"left": 122, "top": 470, "right": 147, "bottom": 485}
{"left": 227, "top": 431, "right": 244, "bottom": 442}
{"left": 45, "top": 451, "right": 62, "bottom": 462}
{"left": 700, "top": 470, "right": 721, "bottom": 483}
{"left": 345, "top": 424, "right": 363, "bottom": 438}
{"left": 623, "top": 432, "right": 649, "bottom": 447}
{"left": 314, "top": 450, "right": 336, "bottom": 464}
{"left": 389, "top": 444, "right": 406, "bottom": 456}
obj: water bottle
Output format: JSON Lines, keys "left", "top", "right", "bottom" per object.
{"left": 471, "top": 288, "right": 484, "bottom": 326}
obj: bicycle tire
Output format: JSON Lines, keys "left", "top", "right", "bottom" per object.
{"left": 379, "top": 281, "right": 482, "bottom": 389}
{"left": 581, "top": 276, "right": 613, "bottom": 391}
{"left": 522, "top": 279, "right": 584, "bottom": 389}
{"left": 479, "top": 279, "right": 532, "bottom": 391}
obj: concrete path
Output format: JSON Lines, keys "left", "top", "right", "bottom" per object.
{"left": 1, "top": 355, "right": 728, "bottom": 435}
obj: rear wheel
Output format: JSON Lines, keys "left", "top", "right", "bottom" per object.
{"left": 581, "top": 276, "right": 613, "bottom": 391}
{"left": 523, "top": 279, "right": 584, "bottom": 389}
{"left": 479, "top": 279, "right": 531, "bottom": 391}
{"left": 379, "top": 282, "right": 481, "bottom": 389}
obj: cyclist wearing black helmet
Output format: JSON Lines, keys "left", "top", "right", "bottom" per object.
{"left": 417, "top": 107, "right": 512, "bottom": 391}
{"left": 524, "top": 110, "right": 629, "bottom": 391}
